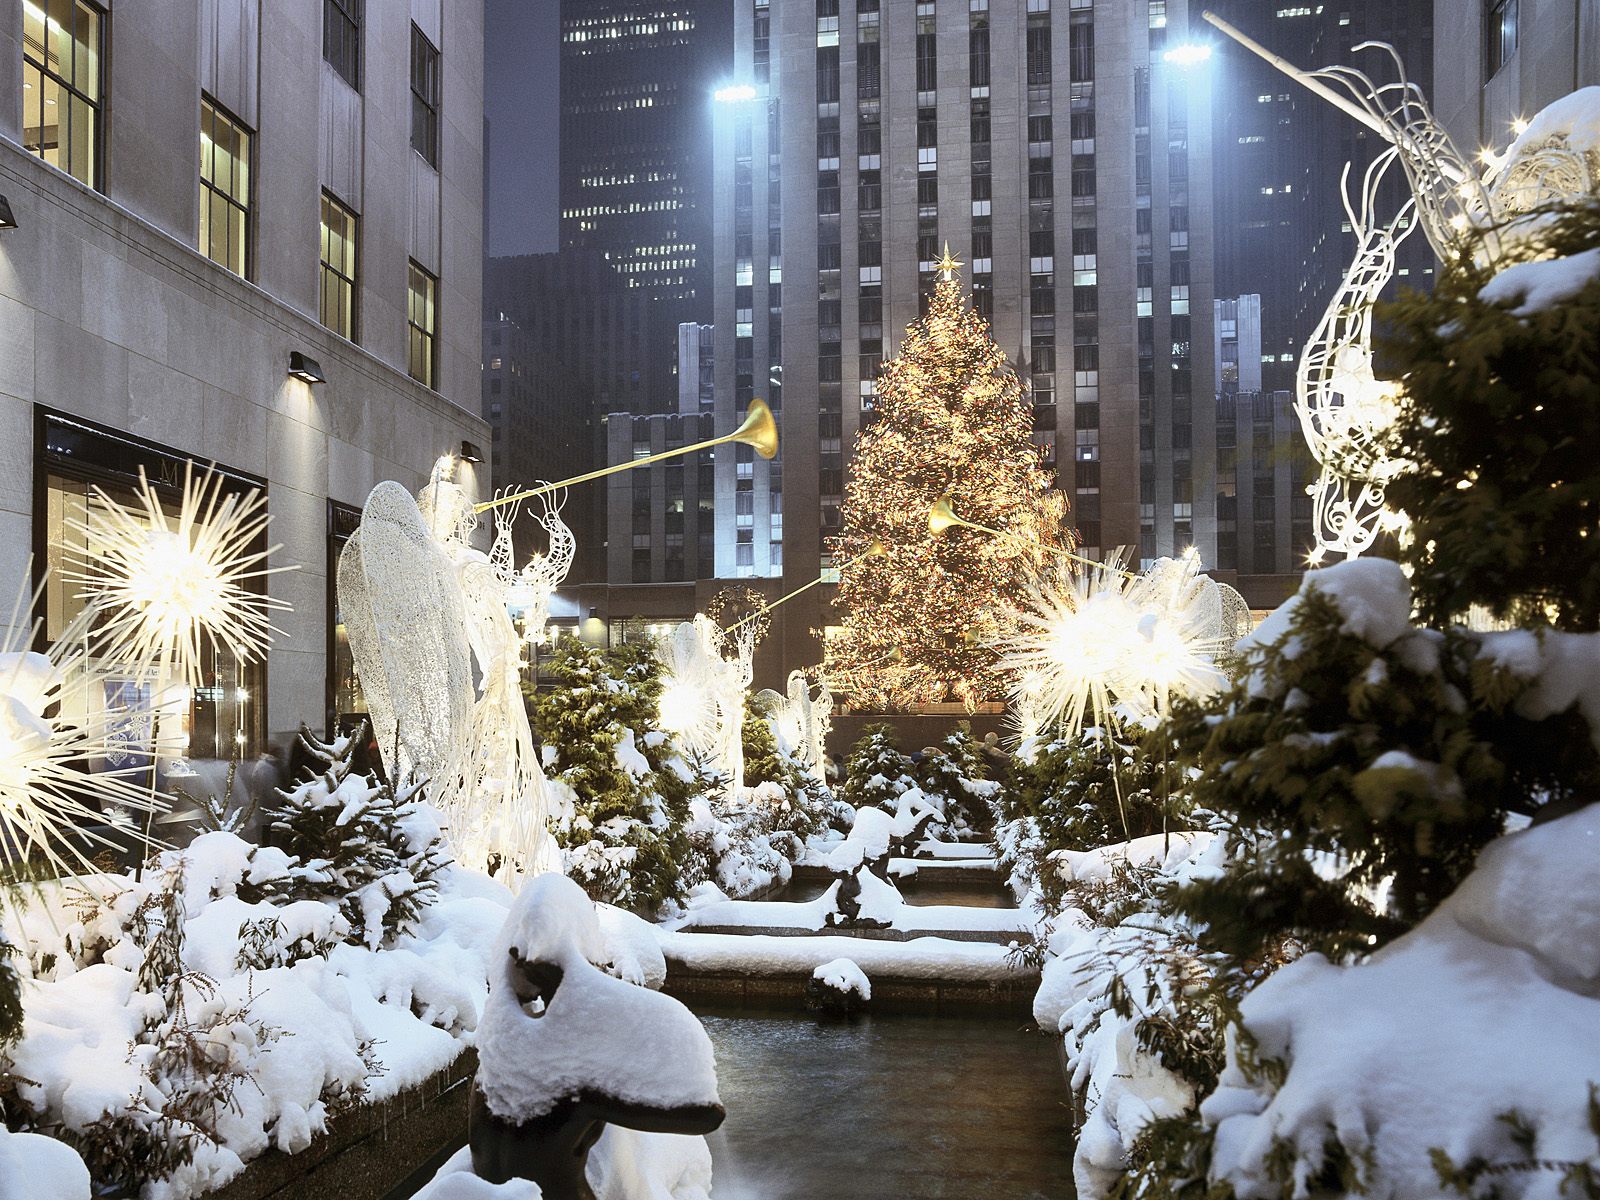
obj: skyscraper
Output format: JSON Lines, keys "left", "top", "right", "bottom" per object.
{"left": 713, "top": 0, "right": 1220, "bottom": 674}
{"left": 560, "top": 0, "right": 733, "bottom": 401}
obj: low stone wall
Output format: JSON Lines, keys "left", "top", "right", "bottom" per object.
{"left": 826, "top": 710, "right": 1012, "bottom": 759}
{"left": 204, "top": 1050, "right": 477, "bottom": 1200}
{"left": 664, "top": 967, "right": 1038, "bottom": 1018}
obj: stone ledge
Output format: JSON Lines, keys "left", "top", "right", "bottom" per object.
{"left": 663, "top": 968, "right": 1038, "bottom": 1018}
{"left": 203, "top": 1049, "right": 477, "bottom": 1200}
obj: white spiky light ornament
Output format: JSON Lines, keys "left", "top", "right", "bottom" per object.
{"left": 67, "top": 463, "right": 292, "bottom": 877}
{"left": 0, "top": 577, "right": 162, "bottom": 893}
{"left": 999, "top": 550, "right": 1239, "bottom": 741}
{"left": 68, "top": 464, "right": 290, "bottom": 689}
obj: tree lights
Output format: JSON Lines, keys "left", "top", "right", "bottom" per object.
{"left": 826, "top": 258, "right": 1068, "bottom": 711}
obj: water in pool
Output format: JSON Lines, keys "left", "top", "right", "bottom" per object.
{"left": 697, "top": 1008, "right": 1077, "bottom": 1199}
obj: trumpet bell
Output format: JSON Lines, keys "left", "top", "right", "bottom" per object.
{"left": 928, "top": 494, "right": 962, "bottom": 536}
{"left": 731, "top": 398, "right": 780, "bottom": 460}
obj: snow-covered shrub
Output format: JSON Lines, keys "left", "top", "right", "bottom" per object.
{"left": 266, "top": 727, "right": 447, "bottom": 950}
{"left": 531, "top": 641, "right": 695, "bottom": 913}
{"left": 914, "top": 725, "right": 1000, "bottom": 838}
{"left": 0, "top": 829, "right": 515, "bottom": 1200}
{"left": 1151, "top": 558, "right": 1600, "bottom": 964}
{"left": 841, "top": 723, "right": 916, "bottom": 812}
{"left": 0, "top": 935, "right": 18, "bottom": 1048}
{"left": 1010, "top": 730, "right": 1178, "bottom": 881}
{"left": 740, "top": 700, "right": 830, "bottom": 847}
{"left": 1119, "top": 802, "right": 1600, "bottom": 1200}
{"left": 1383, "top": 201, "right": 1600, "bottom": 631}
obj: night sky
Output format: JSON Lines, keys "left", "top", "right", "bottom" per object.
{"left": 484, "top": 0, "right": 560, "bottom": 258}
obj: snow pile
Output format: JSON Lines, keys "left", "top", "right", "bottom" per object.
{"left": 812, "top": 957, "right": 871, "bottom": 1001}
{"left": 1202, "top": 802, "right": 1600, "bottom": 1199}
{"left": 1030, "top": 834, "right": 1222, "bottom": 1200}
{"left": 1479, "top": 246, "right": 1600, "bottom": 316}
{"left": 474, "top": 874, "right": 721, "bottom": 1124}
{"left": 0, "top": 1126, "right": 91, "bottom": 1200}
{"left": 415, "top": 1128, "right": 713, "bottom": 1200}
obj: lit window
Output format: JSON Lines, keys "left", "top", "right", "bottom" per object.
{"left": 319, "top": 192, "right": 359, "bottom": 340}
{"left": 407, "top": 262, "right": 438, "bottom": 387}
{"left": 324, "top": 0, "right": 361, "bottom": 90}
{"left": 21, "top": 0, "right": 103, "bottom": 188}
{"left": 199, "top": 97, "right": 252, "bottom": 278}
{"left": 410, "top": 24, "right": 440, "bottom": 167}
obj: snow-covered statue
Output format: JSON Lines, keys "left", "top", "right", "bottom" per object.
{"left": 470, "top": 875, "right": 724, "bottom": 1196}
{"left": 821, "top": 805, "right": 935, "bottom": 929}
{"left": 336, "top": 481, "right": 474, "bottom": 789}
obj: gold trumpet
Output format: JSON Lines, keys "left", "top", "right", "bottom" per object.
{"left": 475, "top": 398, "right": 779, "bottom": 514}
{"left": 928, "top": 494, "right": 1136, "bottom": 577}
{"left": 724, "top": 540, "right": 889, "bottom": 632}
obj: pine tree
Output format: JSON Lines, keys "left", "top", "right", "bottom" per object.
{"left": 841, "top": 723, "right": 916, "bottom": 813}
{"left": 826, "top": 254, "right": 1068, "bottom": 711}
{"left": 1382, "top": 203, "right": 1600, "bottom": 630}
{"left": 267, "top": 726, "right": 446, "bottom": 950}
{"left": 530, "top": 640, "right": 694, "bottom": 912}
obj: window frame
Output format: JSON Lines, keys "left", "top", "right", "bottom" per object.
{"left": 407, "top": 260, "right": 439, "bottom": 389}
{"left": 410, "top": 23, "right": 440, "bottom": 168}
{"left": 319, "top": 190, "right": 360, "bottom": 342}
{"left": 199, "top": 94, "right": 254, "bottom": 280}
{"left": 1485, "top": 0, "right": 1518, "bottom": 77}
{"left": 20, "top": 0, "right": 107, "bottom": 190}
{"left": 323, "top": 0, "right": 362, "bottom": 90}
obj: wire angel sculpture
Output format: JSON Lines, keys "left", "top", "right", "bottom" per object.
{"left": 752, "top": 669, "right": 831, "bottom": 780}
{"left": 337, "top": 481, "right": 475, "bottom": 794}
{"left": 504, "top": 487, "right": 576, "bottom": 644}
{"left": 1207, "top": 19, "right": 1600, "bottom": 563}
{"left": 1296, "top": 154, "right": 1418, "bottom": 561}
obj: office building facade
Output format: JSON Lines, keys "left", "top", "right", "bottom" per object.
{"left": 713, "top": 0, "right": 1219, "bottom": 672}
{"left": 1432, "top": 0, "right": 1600, "bottom": 154}
{"left": 0, "top": 0, "right": 488, "bottom": 747}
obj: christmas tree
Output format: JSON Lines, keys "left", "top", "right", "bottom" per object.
{"left": 826, "top": 251, "right": 1067, "bottom": 710}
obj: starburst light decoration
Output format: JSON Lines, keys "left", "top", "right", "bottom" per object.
{"left": 999, "top": 551, "right": 1235, "bottom": 741}
{"left": 0, "top": 577, "right": 163, "bottom": 885}
{"left": 68, "top": 464, "right": 289, "bottom": 687}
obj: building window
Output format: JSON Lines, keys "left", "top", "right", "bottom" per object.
{"left": 327, "top": 500, "right": 367, "bottom": 738}
{"left": 319, "top": 192, "right": 359, "bottom": 340}
{"left": 1486, "top": 0, "right": 1518, "bottom": 76}
{"left": 199, "top": 98, "right": 252, "bottom": 278}
{"left": 410, "top": 24, "right": 440, "bottom": 167}
{"left": 324, "top": 0, "right": 361, "bottom": 90}
{"left": 407, "top": 262, "right": 438, "bottom": 387}
{"left": 21, "top": 0, "right": 103, "bottom": 188}
{"left": 38, "top": 410, "right": 267, "bottom": 761}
